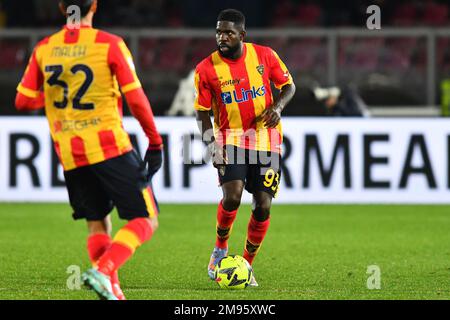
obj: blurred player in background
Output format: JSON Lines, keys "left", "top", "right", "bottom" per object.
{"left": 15, "top": 0, "right": 163, "bottom": 300}
{"left": 194, "top": 9, "right": 296, "bottom": 286}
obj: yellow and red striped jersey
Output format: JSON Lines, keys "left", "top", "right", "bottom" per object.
{"left": 17, "top": 25, "right": 143, "bottom": 171}
{"left": 194, "top": 43, "right": 293, "bottom": 153}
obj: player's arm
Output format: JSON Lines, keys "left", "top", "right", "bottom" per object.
{"left": 125, "top": 88, "right": 163, "bottom": 179}
{"left": 196, "top": 110, "right": 228, "bottom": 169}
{"left": 262, "top": 83, "right": 296, "bottom": 128}
{"left": 261, "top": 49, "right": 296, "bottom": 128}
{"left": 109, "top": 39, "right": 162, "bottom": 148}
{"left": 124, "top": 88, "right": 162, "bottom": 148}
{"left": 15, "top": 48, "right": 45, "bottom": 111}
{"left": 194, "top": 68, "right": 227, "bottom": 168}
{"left": 109, "top": 39, "right": 163, "bottom": 178}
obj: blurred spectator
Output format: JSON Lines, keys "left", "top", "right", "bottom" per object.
{"left": 167, "top": 70, "right": 196, "bottom": 116}
{"left": 312, "top": 86, "right": 371, "bottom": 117}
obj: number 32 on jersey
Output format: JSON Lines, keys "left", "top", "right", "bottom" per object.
{"left": 45, "top": 63, "right": 94, "bottom": 110}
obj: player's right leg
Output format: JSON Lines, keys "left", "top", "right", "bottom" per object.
{"left": 64, "top": 166, "right": 118, "bottom": 299}
{"left": 86, "top": 218, "right": 111, "bottom": 270}
{"left": 208, "top": 148, "right": 247, "bottom": 280}
{"left": 86, "top": 217, "right": 126, "bottom": 300}
{"left": 208, "top": 180, "right": 244, "bottom": 280}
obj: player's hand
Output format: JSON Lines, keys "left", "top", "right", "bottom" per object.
{"left": 208, "top": 141, "right": 228, "bottom": 173}
{"left": 144, "top": 144, "right": 163, "bottom": 180}
{"left": 260, "top": 107, "right": 282, "bottom": 128}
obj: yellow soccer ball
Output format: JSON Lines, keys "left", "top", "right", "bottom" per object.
{"left": 214, "top": 255, "right": 253, "bottom": 289}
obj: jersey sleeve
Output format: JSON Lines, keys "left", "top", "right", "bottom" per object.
{"left": 268, "top": 49, "right": 293, "bottom": 90}
{"left": 108, "top": 39, "right": 142, "bottom": 94}
{"left": 193, "top": 65, "right": 213, "bottom": 112}
{"left": 16, "top": 47, "right": 44, "bottom": 98}
{"left": 124, "top": 88, "right": 162, "bottom": 146}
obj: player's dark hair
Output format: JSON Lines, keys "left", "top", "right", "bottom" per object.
{"left": 60, "top": 0, "right": 94, "bottom": 17}
{"left": 217, "top": 9, "right": 246, "bottom": 29}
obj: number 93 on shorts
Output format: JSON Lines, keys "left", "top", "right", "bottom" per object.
{"left": 251, "top": 165, "right": 281, "bottom": 198}
{"left": 218, "top": 146, "right": 282, "bottom": 198}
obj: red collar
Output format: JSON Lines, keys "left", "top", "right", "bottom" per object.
{"left": 63, "top": 24, "right": 92, "bottom": 30}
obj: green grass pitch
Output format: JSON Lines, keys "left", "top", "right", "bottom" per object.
{"left": 0, "top": 203, "right": 449, "bottom": 300}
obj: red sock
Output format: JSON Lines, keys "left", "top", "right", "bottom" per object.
{"left": 97, "top": 218, "right": 154, "bottom": 276}
{"left": 87, "top": 233, "right": 111, "bottom": 265}
{"left": 87, "top": 233, "right": 120, "bottom": 284}
{"left": 110, "top": 271, "right": 120, "bottom": 285}
{"left": 215, "top": 201, "right": 237, "bottom": 249}
{"left": 243, "top": 214, "right": 270, "bottom": 265}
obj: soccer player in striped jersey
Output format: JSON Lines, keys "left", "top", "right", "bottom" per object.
{"left": 194, "top": 9, "right": 296, "bottom": 286}
{"left": 15, "top": 0, "right": 162, "bottom": 300}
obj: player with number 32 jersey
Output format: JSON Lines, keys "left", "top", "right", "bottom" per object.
{"left": 17, "top": 24, "right": 161, "bottom": 170}
{"left": 15, "top": 0, "right": 163, "bottom": 301}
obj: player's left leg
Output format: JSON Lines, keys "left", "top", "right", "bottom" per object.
{"left": 242, "top": 191, "right": 272, "bottom": 287}
{"left": 242, "top": 150, "right": 281, "bottom": 286}
{"left": 244, "top": 191, "right": 272, "bottom": 264}
{"left": 95, "top": 216, "right": 157, "bottom": 276}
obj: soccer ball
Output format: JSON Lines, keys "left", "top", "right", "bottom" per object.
{"left": 214, "top": 255, "right": 253, "bottom": 289}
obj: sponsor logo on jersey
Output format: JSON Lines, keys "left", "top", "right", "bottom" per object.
{"left": 221, "top": 85, "right": 266, "bottom": 104}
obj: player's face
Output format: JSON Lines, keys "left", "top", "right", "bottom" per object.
{"left": 216, "top": 21, "right": 243, "bottom": 58}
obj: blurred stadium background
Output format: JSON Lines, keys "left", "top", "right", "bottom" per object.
{"left": 1, "top": 0, "right": 450, "bottom": 117}
{"left": 1, "top": 0, "right": 450, "bottom": 300}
